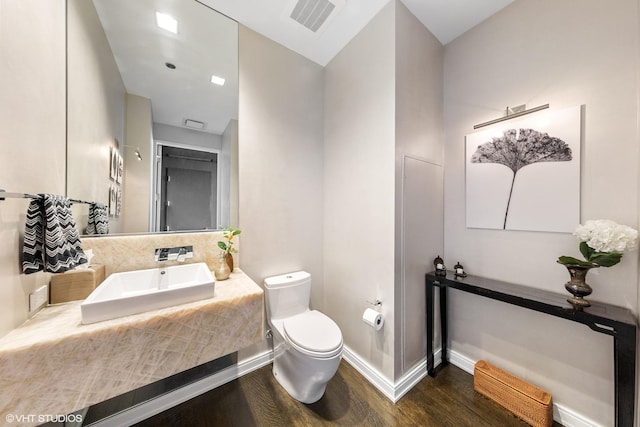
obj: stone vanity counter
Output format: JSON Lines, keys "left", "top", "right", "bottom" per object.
{"left": 0, "top": 270, "right": 263, "bottom": 425}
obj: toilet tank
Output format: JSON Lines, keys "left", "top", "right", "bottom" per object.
{"left": 264, "top": 271, "right": 311, "bottom": 320}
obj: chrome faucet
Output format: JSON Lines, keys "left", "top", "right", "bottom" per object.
{"left": 154, "top": 246, "right": 193, "bottom": 262}
{"left": 155, "top": 247, "right": 170, "bottom": 262}
{"left": 176, "top": 247, "right": 188, "bottom": 262}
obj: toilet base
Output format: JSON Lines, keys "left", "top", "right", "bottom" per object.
{"left": 271, "top": 333, "right": 342, "bottom": 404}
{"left": 273, "top": 364, "right": 328, "bottom": 404}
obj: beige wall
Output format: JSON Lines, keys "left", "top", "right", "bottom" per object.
{"left": 443, "top": 0, "right": 639, "bottom": 424}
{"left": 395, "top": 2, "right": 444, "bottom": 165}
{"left": 323, "top": 0, "right": 445, "bottom": 384}
{"left": 394, "top": 1, "right": 444, "bottom": 378}
{"left": 237, "top": 25, "right": 325, "bottom": 361}
{"left": 324, "top": 2, "right": 397, "bottom": 381}
{"left": 238, "top": 27, "right": 325, "bottom": 309}
{"left": 122, "top": 94, "right": 152, "bottom": 233}
{"left": 0, "top": 0, "right": 66, "bottom": 336}
{"left": 66, "top": 0, "right": 125, "bottom": 234}
{"left": 321, "top": 0, "right": 446, "bottom": 384}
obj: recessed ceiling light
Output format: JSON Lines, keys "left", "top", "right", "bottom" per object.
{"left": 210, "top": 75, "right": 226, "bottom": 86}
{"left": 156, "top": 12, "right": 178, "bottom": 34}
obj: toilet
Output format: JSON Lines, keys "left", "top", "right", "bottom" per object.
{"left": 264, "top": 271, "right": 343, "bottom": 404}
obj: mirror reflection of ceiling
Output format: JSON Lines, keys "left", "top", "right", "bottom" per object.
{"left": 93, "top": 0, "right": 238, "bottom": 135}
{"left": 198, "top": 0, "right": 515, "bottom": 66}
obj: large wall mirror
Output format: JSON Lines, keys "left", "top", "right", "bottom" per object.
{"left": 66, "top": 0, "right": 238, "bottom": 236}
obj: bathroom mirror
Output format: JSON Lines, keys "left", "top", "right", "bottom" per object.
{"left": 66, "top": 0, "right": 238, "bottom": 235}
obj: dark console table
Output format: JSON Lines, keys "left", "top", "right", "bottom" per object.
{"left": 425, "top": 271, "right": 638, "bottom": 427}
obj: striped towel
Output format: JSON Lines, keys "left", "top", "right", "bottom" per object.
{"left": 86, "top": 202, "right": 109, "bottom": 235}
{"left": 22, "top": 194, "right": 88, "bottom": 274}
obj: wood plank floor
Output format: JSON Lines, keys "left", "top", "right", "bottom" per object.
{"left": 134, "top": 361, "right": 562, "bottom": 426}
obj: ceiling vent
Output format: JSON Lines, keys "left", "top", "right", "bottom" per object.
{"left": 289, "top": 0, "right": 344, "bottom": 32}
{"left": 184, "top": 119, "right": 206, "bottom": 130}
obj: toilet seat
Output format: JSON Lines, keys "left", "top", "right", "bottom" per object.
{"left": 283, "top": 310, "right": 343, "bottom": 358}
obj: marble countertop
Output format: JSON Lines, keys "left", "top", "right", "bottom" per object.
{"left": 0, "top": 269, "right": 264, "bottom": 425}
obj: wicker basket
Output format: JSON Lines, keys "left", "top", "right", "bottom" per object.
{"left": 474, "top": 360, "right": 553, "bottom": 427}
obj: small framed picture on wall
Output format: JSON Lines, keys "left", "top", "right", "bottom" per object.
{"left": 115, "top": 188, "right": 122, "bottom": 217}
{"left": 116, "top": 155, "right": 124, "bottom": 184}
{"left": 108, "top": 185, "right": 116, "bottom": 216}
{"left": 110, "top": 146, "right": 118, "bottom": 181}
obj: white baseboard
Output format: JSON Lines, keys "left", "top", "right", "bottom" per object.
{"left": 345, "top": 346, "right": 601, "bottom": 427}
{"left": 448, "top": 349, "right": 475, "bottom": 374}
{"left": 552, "top": 402, "right": 603, "bottom": 427}
{"left": 89, "top": 350, "right": 274, "bottom": 427}
{"left": 341, "top": 345, "right": 440, "bottom": 403}
{"left": 341, "top": 346, "right": 397, "bottom": 401}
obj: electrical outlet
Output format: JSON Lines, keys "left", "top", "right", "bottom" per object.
{"left": 29, "top": 285, "right": 48, "bottom": 312}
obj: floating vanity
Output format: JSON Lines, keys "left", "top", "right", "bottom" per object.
{"left": 0, "top": 269, "right": 263, "bottom": 425}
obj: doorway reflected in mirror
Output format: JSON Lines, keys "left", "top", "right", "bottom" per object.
{"left": 155, "top": 145, "right": 219, "bottom": 232}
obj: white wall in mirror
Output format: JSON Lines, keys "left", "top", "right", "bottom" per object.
{"left": 122, "top": 94, "right": 153, "bottom": 232}
{"left": 67, "top": 0, "right": 126, "bottom": 234}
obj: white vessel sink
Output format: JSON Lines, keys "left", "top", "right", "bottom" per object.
{"left": 81, "top": 262, "right": 215, "bottom": 324}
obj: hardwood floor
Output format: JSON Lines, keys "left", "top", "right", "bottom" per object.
{"left": 134, "top": 361, "right": 562, "bottom": 426}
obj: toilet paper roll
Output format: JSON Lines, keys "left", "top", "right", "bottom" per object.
{"left": 362, "top": 308, "right": 384, "bottom": 331}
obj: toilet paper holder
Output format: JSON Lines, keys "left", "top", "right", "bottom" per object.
{"left": 366, "top": 299, "right": 382, "bottom": 307}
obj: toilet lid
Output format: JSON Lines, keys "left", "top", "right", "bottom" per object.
{"left": 283, "top": 310, "right": 342, "bottom": 355}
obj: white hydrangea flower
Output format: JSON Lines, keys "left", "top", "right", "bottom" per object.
{"left": 574, "top": 220, "right": 638, "bottom": 253}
